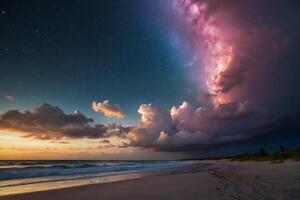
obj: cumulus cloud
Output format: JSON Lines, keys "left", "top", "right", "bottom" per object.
{"left": 125, "top": 101, "right": 262, "bottom": 151}
{"left": 92, "top": 100, "right": 124, "bottom": 118}
{"left": 127, "top": 104, "right": 172, "bottom": 147}
{"left": 124, "top": 98, "right": 300, "bottom": 152}
{"left": 0, "top": 103, "right": 130, "bottom": 140}
{"left": 0, "top": 101, "right": 296, "bottom": 151}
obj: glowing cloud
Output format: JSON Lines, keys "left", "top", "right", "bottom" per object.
{"left": 168, "top": 0, "right": 294, "bottom": 108}
{"left": 125, "top": 101, "right": 255, "bottom": 151}
{"left": 92, "top": 100, "right": 125, "bottom": 118}
{"left": 170, "top": 0, "right": 246, "bottom": 106}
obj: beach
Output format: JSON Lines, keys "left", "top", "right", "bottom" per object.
{"left": 1, "top": 160, "right": 299, "bottom": 200}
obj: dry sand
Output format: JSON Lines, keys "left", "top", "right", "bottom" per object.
{"left": 1, "top": 160, "right": 299, "bottom": 200}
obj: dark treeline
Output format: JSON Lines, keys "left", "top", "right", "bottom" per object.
{"left": 182, "top": 146, "right": 300, "bottom": 162}
{"left": 230, "top": 146, "right": 300, "bottom": 162}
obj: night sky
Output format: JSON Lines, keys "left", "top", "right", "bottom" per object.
{"left": 0, "top": 0, "right": 196, "bottom": 124}
{"left": 0, "top": 0, "right": 300, "bottom": 160}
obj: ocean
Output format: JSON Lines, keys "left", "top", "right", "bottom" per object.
{"left": 0, "top": 160, "right": 196, "bottom": 196}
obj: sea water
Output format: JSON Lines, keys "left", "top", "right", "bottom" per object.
{"left": 0, "top": 160, "right": 195, "bottom": 196}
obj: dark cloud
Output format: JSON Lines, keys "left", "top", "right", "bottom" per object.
{"left": 213, "top": 61, "right": 247, "bottom": 94}
{"left": 125, "top": 102, "right": 255, "bottom": 150}
{"left": 0, "top": 103, "right": 130, "bottom": 140}
{"left": 205, "top": 101, "right": 252, "bottom": 119}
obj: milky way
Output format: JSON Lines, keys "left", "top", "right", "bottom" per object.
{"left": 171, "top": 0, "right": 239, "bottom": 106}
{"left": 124, "top": 0, "right": 300, "bottom": 151}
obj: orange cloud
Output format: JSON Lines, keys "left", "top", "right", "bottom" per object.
{"left": 92, "top": 100, "right": 124, "bottom": 118}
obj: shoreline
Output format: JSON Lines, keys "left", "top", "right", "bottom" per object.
{"left": 1, "top": 160, "right": 300, "bottom": 200}
{"left": 0, "top": 169, "right": 219, "bottom": 200}
{"left": 0, "top": 161, "right": 210, "bottom": 197}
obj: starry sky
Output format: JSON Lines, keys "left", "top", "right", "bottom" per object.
{"left": 0, "top": 0, "right": 300, "bottom": 160}
{"left": 0, "top": 0, "right": 197, "bottom": 125}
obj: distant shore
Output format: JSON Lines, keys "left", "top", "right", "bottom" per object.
{"left": 1, "top": 160, "right": 299, "bottom": 200}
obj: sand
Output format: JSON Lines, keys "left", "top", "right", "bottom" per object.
{"left": 1, "top": 160, "right": 299, "bottom": 200}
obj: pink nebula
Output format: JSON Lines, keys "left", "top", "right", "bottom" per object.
{"left": 171, "top": 0, "right": 241, "bottom": 106}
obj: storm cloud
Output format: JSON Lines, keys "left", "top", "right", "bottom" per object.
{"left": 126, "top": 102, "right": 255, "bottom": 150}
{"left": 124, "top": 0, "right": 300, "bottom": 151}
{"left": 0, "top": 103, "right": 129, "bottom": 140}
